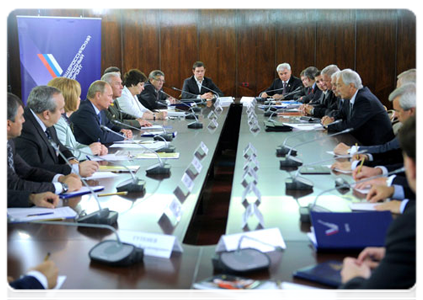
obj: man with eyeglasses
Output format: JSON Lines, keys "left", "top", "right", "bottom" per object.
{"left": 138, "top": 70, "right": 176, "bottom": 111}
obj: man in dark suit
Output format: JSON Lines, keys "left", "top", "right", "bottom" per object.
{"left": 260, "top": 63, "right": 303, "bottom": 100}
{"left": 138, "top": 70, "right": 176, "bottom": 111}
{"left": 7, "top": 93, "right": 81, "bottom": 205}
{"left": 340, "top": 116, "right": 416, "bottom": 289}
{"left": 9, "top": 260, "right": 59, "bottom": 289}
{"left": 14, "top": 86, "right": 98, "bottom": 177}
{"left": 296, "top": 66, "right": 322, "bottom": 103}
{"left": 70, "top": 80, "right": 133, "bottom": 144}
{"left": 181, "top": 61, "right": 224, "bottom": 101}
{"left": 322, "top": 69, "right": 394, "bottom": 146}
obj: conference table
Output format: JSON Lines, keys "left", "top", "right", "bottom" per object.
{"left": 8, "top": 99, "right": 372, "bottom": 290}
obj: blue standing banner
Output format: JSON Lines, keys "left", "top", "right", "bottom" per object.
{"left": 17, "top": 16, "right": 101, "bottom": 104}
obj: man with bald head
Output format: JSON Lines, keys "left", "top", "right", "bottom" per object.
{"left": 70, "top": 80, "right": 133, "bottom": 144}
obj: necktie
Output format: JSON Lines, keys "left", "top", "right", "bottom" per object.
{"left": 282, "top": 81, "right": 287, "bottom": 95}
{"left": 348, "top": 102, "right": 354, "bottom": 121}
{"left": 7, "top": 142, "right": 15, "bottom": 172}
{"left": 98, "top": 112, "right": 102, "bottom": 125}
{"left": 45, "top": 128, "right": 51, "bottom": 140}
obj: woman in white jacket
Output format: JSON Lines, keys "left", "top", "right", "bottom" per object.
{"left": 49, "top": 77, "right": 108, "bottom": 160}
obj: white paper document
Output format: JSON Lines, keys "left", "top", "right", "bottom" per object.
{"left": 283, "top": 123, "right": 324, "bottom": 131}
{"left": 349, "top": 202, "right": 379, "bottom": 211}
{"left": 8, "top": 207, "right": 77, "bottom": 222}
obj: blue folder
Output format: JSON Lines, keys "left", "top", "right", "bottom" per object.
{"left": 309, "top": 211, "right": 393, "bottom": 251}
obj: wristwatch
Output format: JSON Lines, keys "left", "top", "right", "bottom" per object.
{"left": 61, "top": 183, "right": 69, "bottom": 193}
{"left": 153, "top": 113, "right": 156, "bottom": 121}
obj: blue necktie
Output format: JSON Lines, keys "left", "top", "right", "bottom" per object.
{"left": 98, "top": 112, "right": 102, "bottom": 125}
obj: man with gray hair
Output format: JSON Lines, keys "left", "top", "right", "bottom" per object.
{"left": 138, "top": 70, "right": 176, "bottom": 111}
{"left": 322, "top": 69, "right": 394, "bottom": 146}
{"left": 396, "top": 68, "right": 416, "bottom": 88}
{"left": 260, "top": 63, "right": 302, "bottom": 100}
{"left": 14, "top": 86, "right": 99, "bottom": 177}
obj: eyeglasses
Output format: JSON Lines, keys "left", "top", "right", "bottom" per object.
{"left": 154, "top": 78, "right": 165, "bottom": 83}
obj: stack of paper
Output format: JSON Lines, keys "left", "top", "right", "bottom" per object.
{"left": 8, "top": 206, "right": 77, "bottom": 222}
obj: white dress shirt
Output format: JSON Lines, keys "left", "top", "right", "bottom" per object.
{"left": 117, "top": 86, "right": 150, "bottom": 118}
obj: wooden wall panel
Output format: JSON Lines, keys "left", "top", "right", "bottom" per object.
{"left": 160, "top": 10, "right": 199, "bottom": 98}
{"left": 236, "top": 10, "right": 277, "bottom": 96}
{"left": 356, "top": 10, "right": 397, "bottom": 108}
{"left": 276, "top": 10, "right": 316, "bottom": 77}
{"left": 316, "top": 10, "right": 355, "bottom": 70}
{"left": 396, "top": 9, "right": 416, "bottom": 74}
{"left": 198, "top": 10, "right": 237, "bottom": 97}
{"left": 121, "top": 9, "right": 160, "bottom": 78}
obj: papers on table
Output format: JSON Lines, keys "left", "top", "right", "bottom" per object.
{"left": 236, "top": 281, "right": 336, "bottom": 300}
{"left": 8, "top": 207, "right": 77, "bottom": 222}
{"left": 166, "top": 111, "right": 187, "bottom": 117}
{"left": 349, "top": 202, "right": 379, "bottom": 211}
{"left": 140, "top": 125, "right": 168, "bottom": 130}
{"left": 353, "top": 185, "right": 371, "bottom": 194}
{"left": 110, "top": 141, "right": 167, "bottom": 150}
{"left": 218, "top": 96, "right": 234, "bottom": 107}
{"left": 98, "top": 165, "right": 140, "bottom": 172}
{"left": 46, "top": 276, "right": 66, "bottom": 299}
{"left": 83, "top": 171, "right": 118, "bottom": 180}
{"left": 283, "top": 123, "right": 324, "bottom": 131}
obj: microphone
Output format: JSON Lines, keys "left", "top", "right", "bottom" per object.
{"left": 133, "top": 142, "right": 171, "bottom": 176}
{"left": 100, "top": 125, "right": 128, "bottom": 140}
{"left": 259, "top": 87, "right": 284, "bottom": 98}
{"left": 168, "top": 98, "right": 203, "bottom": 129}
{"left": 299, "top": 167, "right": 406, "bottom": 222}
{"left": 31, "top": 221, "right": 143, "bottom": 267}
{"left": 69, "top": 146, "right": 146, "bottom": 194}
{"left": 324, "top": 119, "right": 344, "bottom": 127}
{"left": 112, "top": 119, "right": 141, "bottom": 132}
{"left": 167, "top": 89, "right": 202, "bottom": 112}
{"left": 276, "top": 130, "right": 310, "bottom": 157}
{"left": 200, "top": 84, "right": 220, "bottom": 99}
{"left": 280, "top": 128, "right": 354, "bottom": 168}
{"left": 281, "top": 86, "right": 303, "bottom": 99}
{"left": 49, "top": 141, "right": 118, "bottom": 225}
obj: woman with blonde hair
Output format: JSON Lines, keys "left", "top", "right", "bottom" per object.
{"left": 48, "top": 77, "right": 108, "bottom": 160}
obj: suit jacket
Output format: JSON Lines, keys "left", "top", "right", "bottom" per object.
{"left": 7, "top": 140, "right": 56, "bottom": 195}
{"left": 340, "top": 205, "right": 415, "bottom": 289}
{"left": 54, "top": 115, "right": 93, "bottom": 161}
{"left": 138, "top": 82, "right": 168, "bottom": 111}
{"left": 14, "top": 108, "right": 73, "bottom": 174}
{"left": 106, "top": 99, "right": 141, "bottom": 128}
{"left": 263, "top": 76, "right": 303, "bottom": 97}
{"left": 328, "top": 87, "right": 394, "bottom": 146}
{"left": 70, "top": 99, "right": 124, "bottom": 145}
{"left": 359, "top": 137, "right": 400, "bottom": 154}
{"left": 181, "top": 76, "right": 224, "bottom": 99}
{"left": 311, "top": 90, "right": 339, "bottom": 118}
{"left": 5, "top": 276, "right": 46, "bottom": 300}
{"left": 8, "top": 190, "right": 31, "bottom": 208}
{"left": 298, "top": 84, "right": 322, "bottom": 103}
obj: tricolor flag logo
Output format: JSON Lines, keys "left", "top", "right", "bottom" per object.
{"left": 37, "top": 54, "right": 63, "bottom": 78}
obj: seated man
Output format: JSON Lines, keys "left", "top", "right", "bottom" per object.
{"left": 296, "top": 66, "right": 321, "bottom": 103}
{"left": 9, "top": 260, "right": 59, "bottom": 289}
{"left": 181, "top": 61, "right": 224, "bottom": 101}
{"left": 7, "top": 93, "right": 81, "bottom": 198}
{"left": 14, "top": 86, "right": 99, "bottom": 177}
{"left": 70, "top": 80, "right": 133, "bottom": 145}
{"left": 260, "top": 62, "right": 302, "bottom": 100}
{"left": 322, "top": 69, "right": 394, "bottom": 146}
{"left": 138, "top": 70, "right": 176, "bottom": 111}
{"left": 340, "top": 116, "right": 416, "bottom": 289}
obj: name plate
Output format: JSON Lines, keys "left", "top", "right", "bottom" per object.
{"left": 216, "top": 228, "right": 286, "bottom": 253}
{"left": 241, "top": 181, "right": 262, "bottom": 203}
{"left": 191, "top": 156, "right": 203, "bottom": 174}
{"left": 119, "top": 230, "right": 183, "bottom": 259}
{"left": 195, "top": 141, "right": 209, "bottom": 158}
{"left": 207, "top": 110, "right": 218, "bottom": 120}
{"left": 242, "top": 203, "right": 265, "bottom": 228}
{"left": 181, "top": 172, "right": 194, "bottom": 193}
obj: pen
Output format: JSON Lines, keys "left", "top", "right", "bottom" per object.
{"left": 276, "top": 280, "right": 286, "bottom": 299}
{"left": 111, "top": 170, "right": 131, "bottom": 173}
{"left": 44, "top": 252, "right": 51, "bottom": 261}
{"left": 27, "top": 212, "right": 54, "bottom": 217}
{"left": 357, "top": 158, "right": 365, "bottom": 174}
{"left": 86, "top": 155, "right": 91, "bottom": 161}
{"left": 98, "top": 191, "right": 128, "bottom": 197}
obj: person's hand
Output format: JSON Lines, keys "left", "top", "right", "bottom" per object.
{"left": 78, "top": 161, "right": 99, "bottom": 177}
{"left": 367, "top": 185, "right": 394, "bottom": 202}
{"left": 201, "top": 92, "right": 214, "bottom": 100}
{"left": 352, "top": 153, "right": 369, "bottom": 162}
{"left": 168, "top": 97, "right": 177, "bottom": 104}
{"left": 29, "top": 192, "right": 59, "bottom": 208}
{"left": 59, "top": 174, "right": 82, "bottom": 192}
{"left": 333, "top": 142, "right": 351, "bottom": 155}
{"left": 356, "top": 247, "right": 386, "bottom": 269}
{"left": 120, "top": 129, "right": 133, "bottom": 139}
{"left": 353, "top": 165, "right": 382, "bottom": 181}
{"left": 99, "top": 145, "right": 108, "bottom": 156}
{"left": 331, "top": 160, "right": 352, "bottom": 171}
{"left": 29, "top": 261, "right": 59, "bottom": 289}
{"left": 137, "top": 118, "right": 152, "bottom": 127}
{"left": 88, "top": 142, "right": 102, "bottom": 155}
{"left": 374, "top": 200, "right": 402, "bottom": 214}
{"left": 341, "top": 257, "right": 372, "bottom": 283}
{"left": 354, "top": 176, "right": 387, "bottom": 190}
{"left": 321, "top": 116, "right": 334, "bottom": 126}
{"left": 68, "top": 158, "right": 79, "bottom": 165}
{"left": 261, "top": 92, "right": 269, "bottom": 98}
{"left": 304, "top": 104, "right": 313, "bottom": 115}
{"left": 157, "top": 111, "right": 167, "bottom": 119}
{"left": 273, "top": 93, "right": 284, "bottom": 100}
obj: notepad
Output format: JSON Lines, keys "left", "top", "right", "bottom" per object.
{"left": 8, "top": 207, "right": 77, "bottom": 222}
{"left": 293, "top": 260, "right": 343, "bottom": 287}
{"left": 98, "top": 165, "right": 140, "bottom": 172}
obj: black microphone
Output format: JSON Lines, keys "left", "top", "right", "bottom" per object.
{"left": 167, "top": 89, "right": 202, "bottom": 112}
{"left": 31, "top": 221, "right": 143, "bottom": 267}
{"left": 281, "top": 86, "right": 303, "bottom": 99}
{"left": 169, "top": 100, "right": 203, "bottom": 129}
{"left": 280, "top": 128, "right": 354, "bottom": 168}
{"left": 100, "top": 125, "right": 127, "bottom": 140}
{"left": 69, "top": 146, "right": 146, "bottom": 194}
{"left": 200, "top": 84, "right": 220, "bottom": 98}
{"left": 49, "top": 141, "right": 118, "bottom": 225}
{"left": 171, "top": 86, "right": 205, "bottom": 103}
{"left": 258, "top": 87, "right": 284, "bottom": 98}
{"left": 299, "top": 167, "right": 406, "bottom": 222}
{"left": 133, "top": 142, "right": 171, "bottom": 176}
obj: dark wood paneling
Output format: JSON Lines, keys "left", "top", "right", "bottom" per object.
{"left": 276, "top": 10, "right": 316, "bottom": 77}
{"left": 356, "top": 10, "right": 397, "bottom": 108}
{"left": 316, "top": 10, "right": 355, "bottom": 70}
{"left": 198, "top": 10, "right": 237, "bottom": 97}
{"left": 396, "top": 9, "right": 416, "bottom": 74}
{"left": 236, "top": 10, "right": 277, "bottom": 96}
{"left": 160, "top": 10, "right": 199, "bottom": 98}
